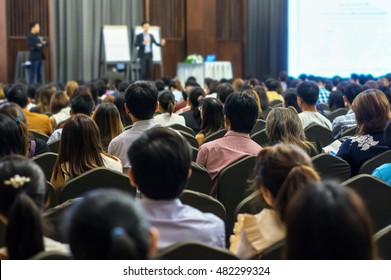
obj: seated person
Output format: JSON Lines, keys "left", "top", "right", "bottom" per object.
{"left": 65, "top": 189, "right": 158, "bottom": 259}
{"left": 297, "top": 81, "right": 332, "bottom": 130}
{"left": 264, "top": 79, "right": 284, "bottom": 102}
{"left": 179, "top": 87, "right": 205, "bottom": 134}
{"left": 196, "top": 97, "right": 224, "bottom": 145}
{"left": 336, "top": 89, "right": 390, "bottom": 176}
{"left": 196, "top": 93, "right": 262, "bottom": 196}
{"left": 154, "top": 91, "right": 186, "bottom": 126}
{"left": 372, "top": 120, "right": 391, "bottom": 184}
{"left": 230, "top": 144, "right": 320, "bottom": 259}
{"left": 127, "top": 127, "right": 225, "bottom": 249}
{"left": 285, "top": 181, "right": 376, "bottom": 259}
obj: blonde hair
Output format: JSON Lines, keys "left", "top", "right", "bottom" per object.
{"left": 232, "top": 78, "right": 244, "bottom": 92}
{"left": 65, "top": 81, "right": 78, "bottom": 98}
{"left": 242, "top": 89, "right": 263, "bottom": 116}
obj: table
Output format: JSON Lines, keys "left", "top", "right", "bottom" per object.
{"left": 176, "top": 61, "right": 233, "bottom": 86}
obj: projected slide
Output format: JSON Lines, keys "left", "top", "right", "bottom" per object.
{"left": 288, "top": 0, "right": 391, "bottom": 78}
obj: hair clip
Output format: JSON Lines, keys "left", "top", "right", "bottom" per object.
{"left": 15, "top": 116, "right": 21, "bottom": 124}
{"left": 111, "top": 227, "right": 126, "bottom": 238}
{"left": 4, "top": 174, "right": 31, "bottom": 189}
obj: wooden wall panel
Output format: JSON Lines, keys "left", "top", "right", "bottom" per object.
{"left": 217, "top": 41, "right": 243, "bottom": 78}
{"left": 0, "top": 0, "right": 8, "bottom": 83}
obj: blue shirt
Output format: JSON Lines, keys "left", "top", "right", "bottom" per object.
{"left": 372, "top": 163, "right": 391, "bottom": 186}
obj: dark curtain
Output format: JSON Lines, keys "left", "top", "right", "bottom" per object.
{"left": 51, "top": 0, "right": 143, "bottom": 83}
{"left": 246, "top": 0, "right": 288, "bottom": 80}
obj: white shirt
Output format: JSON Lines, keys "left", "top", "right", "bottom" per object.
{"left": 299, "top": 111, "right": 332, "bottom": 130}
{"left": 144, "top": 33, "right": 151, "bottom": 53}
{"left": 154, "top": 113, "right": 186, "bottom": 127}
{"left": 52, "top": 107, "right": 71, "bottom": 126}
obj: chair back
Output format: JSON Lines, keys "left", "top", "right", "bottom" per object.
{"left": 233, "top": 190, "right": 270, "bottom": 219}
{"left": 251, "top": 129, "right": 270, "bottom": 147}
{"left": 217, "top": 155, "right": 257, "bottom": 239}
{"left": 203, "top": 129, "right": 226, "bottom": 144}
{"left": 181, "top": 190, "right": 226, "bottom": 222}
{"left": 29, "top": 251, "right": 70, "bottom": 260}
{"left": 48, "top": 139, "right": 60, "bottom": 153}
{"left": 327, "top": 108, "right": 348, "bottom": 122}
{"left": 374, "top": 225, "right": 391, "bottom": 260}
{"left": 169, "top": 123, "right": 195, "bottom": 136}
{"left": 270, "top": 100, "right": 283, "bottom": 108}
{"left": 319, "top": 103, "right": 330, "bottom": 112}
{"left": 311, "top": 153, "right": 351, "bottom": 181}
{"left": 59, "top": 167, "right": 135, "bottom": 203}
{"left": 186, "top": 162, "right": 212, "bottom": 195}
{"left": 255, "top": 240, "right": 284, "bottom": 260}
{"left": 341, "top": 174, "right": 391, "bottom": 231}
{"left": 179, "top": 131, "right": 199, "bottom": 149}
{"left": 340, "top": 126, "right": 357, "bottom": 138}
{"left": 29, "top": 130, "right": 49, "bottom": 142}
{"left": 154, "top": 241, "right": 239, "bottom": 260}
{"left": 262, "top": 106, "right": 273, "bottom": 120}
{"left": 304, "top": 124, "right": 334, "bottom": 152}
{"left": 359, "top": 150, "right": 391, "bottom": 175}
{"left": 191, "top": 147, "right": 198, "bottom": 162}
{"left": 45, "top": 181, "right": 58, "bottom": 209}
{"left": 32, "top": 152, "right": 58, "bottom": 181}
{"left": 250, "top": 119, "right": 266, "bottom": 136}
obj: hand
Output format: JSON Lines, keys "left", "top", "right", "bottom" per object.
{"left": 37, "top": 43, "right": 42, "bottom": 47}
{"left": 160, "top": 38, "right": 166, "bottom": 46}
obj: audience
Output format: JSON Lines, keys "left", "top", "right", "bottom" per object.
{"left": 49, "top": 90, "right": 71, "bottom": 128}
{"left": 336, "top": 89, "right": 391, "bottom": 176}
{"left": 197, "top": 93, "right": 262, "bottom": 196}
{"left": 196, "top": 97, "right": 224, "bottom": 145}
{"left": 264, "top": 78, "right": 283, "bottom": 102}
{"left": 230, "top": 144, "right": 320, "bottom": 259}
{"left": 154, "top": 91, "right": 186, "bottom": 126}
{"left": 297, "top": 81, "right": 332, "bottom": 130}
{"left": 108, "top": 81, "right": 159, "bottom": 173}
{"left": 254, "top": 86, "right": 270, "bottom": 113}
{"left": 328, "top": 90, "right": 345, "bottom": 111}
{"left": 114, "top": 92, "right": 132, "bottom": 127}
{"left": 285, "top": 181, "right": 376, "bottom": 260}
{"left": 31, "top": 85, "right": 56, "bottom": 114}
{"left": 128, "top": 127, "right": 225, "bottom": 249}
{"left": 179, "top": 87, "right": 205, "bottom": 134}
{"left": 283, "top": 88, "right": 301, "bottom": 113}
{"left": 0, "top": 114, "right": 27, "bottom": 157}
{"left": 65, "top": 189, "right": 158, "bottom": 259}
{"left": 51, "top": 114, "right": 122, "bottom": 190}
{"left": 372, "top": 120, "right": 391, "bottom": 184}
{"left": 216, "top": 83, "right": 234, "bottom": 105}
{"left": 65, "top": 80, "right": 78, "bottom": 98}
{"left": 93, "top": 103, "right": 124, "bottom": 152}
{"left": 316, "top": 77, "right": 330, "bottom": 104}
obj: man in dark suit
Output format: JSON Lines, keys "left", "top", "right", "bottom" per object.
{"left": 135, "top": 21, "right": 165, "bottom": 80}
{"left": 27, "top": 22, "right": 46, "bottom": 84}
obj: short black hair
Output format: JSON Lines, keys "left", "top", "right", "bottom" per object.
{"left": 154, "top": 80, "right": 165, "bottom": 91}
{"left": 71, "top": 93, "right": 94, "bottom": 116}
{"left": 162, "top": 76, "right": 171, "bottom": 87}
{"left": 6, "top": 84, "right": 29, "bottom": 108}
{"left": 29, "top": 21, "right": 38, "bottom": 31}
{"left": 128, "top": 127, "right": 192, "bottom": 200}
{"left": 125, "top": 81, "right": 158, "bottom": 120}
{"left": 297, "top": 81, "right": 319, "bottom": 105}
{"left": 117, "top": 81, "right": 131, "bottom": 93}
{"left": 188, "top": 87, "right": 205, "bottom": 107}
{"left": 224, "top": 93, "right": 259, "bottom": 134}
{"left": 343, "top": 84, "right": 362, "bottom": 104}
{"left": 216, "top": 83, "right": 234, "bottom": 104}
{"left": 264, "top": 79, "right": 281, "bottom": 91}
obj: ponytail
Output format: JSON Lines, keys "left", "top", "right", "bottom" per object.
{"left": 108, "top": 227, "right": 147, "bottom": 260}
{"left": 274, "top": 164, "right": 320, "bottom": 222}
{"left": 167, "top": 101, "right": 174, "bottom": 116}
{"left": 6, "top": 191, "right": 44, "bottom": 259}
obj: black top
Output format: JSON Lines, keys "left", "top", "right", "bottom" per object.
{"left": 135, "top": 33, "right": 161, "bottom": 59}
{"left": 181, "top": 109, "right": 201, "bottom": 134}
{"left": 27, "top": 32, "right": 45, "bottom": 61}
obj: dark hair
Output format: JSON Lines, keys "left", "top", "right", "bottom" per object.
{"left": 385, "top": 120, "right": 391, "bottom": 146}
{"left": 297, "top": 81, "right": 319, "bottom": 105}
{"left": 188, "top": 87, "right": 205, "bottom": 108}
{"left": 162, "top": 76, "right": 171, "bottom": 87}
{"left": 283, "top": 88, "right": 301, "bottom": 113}
{"left": 328, "top": 90, "right": 345, "bottom": 111}
{"left": 155, "top": 80, "right": 165, "bottom": 91}
{"left": 125, "top": 82, "right": 158, "bottom": 120}
{"left": 224, "top": 93, "right": 259, "bottom": 134}
{"left": 0, "top": 114, "right": 24, "bottom": 157}
{"left": 264, "top": 79, "right": 281, "bottom": 92}
{"left": 128, "top": 127, "right": 192, "bottom": 200}
{"left": 216, "top": 83, "right": 234, "bottom": 104}
{"left": 29, "top": 21, "right": 38, "bottom": 31}
{"left": 332, "top": 76, "right": 342, "bottom": 87}
{"left": 254, "top": 86, "right": 269, "bottom": 110}
{"left": 65, "top": 189, "right": 150, "bottom": 259}
{"left": 253, "top": 144, "right": 320, "bottom": 221}
{"left": 343, "top": 84, "right": 362, "bottom": 104}
{"left": 117, "top": 81, "right": 131, "bottom": 93}
{"left": 353, "top": 89, "right": 391, "bottom": 134}
{"left": 0, "top": 155, "right": 45, "bottom": 259}
{"left": 6, "top": 84, "right": 28, "bottom": 108}
{"left": 377, "top": 85, "right": 391, "bottom": 107}
{"left": 50, "top": 90, "right": 70, "bottom": 114}
{"left": 70, "top": 92, "right": 94, "bottom": 116}
{"left": 200, "top": 98, "right": 224, "bottom": 137}
{"left": 34, "top": 85, "right": 55, "bottom": 114}
{"left": 158, "top": 91, "right": 175, "bottom": 115}
{"left": 114, "top": 93, "right": 132, "bottom": 127}
{"left": 285, "top": 181, "right": 376, "bottom": 260}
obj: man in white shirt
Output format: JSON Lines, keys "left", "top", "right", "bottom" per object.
{"left": 297, "top": 81, "right": 332, "bottom": 130}
{"left": 108, "top": 81, "right": 160, "bottom": 173}
{"left": 127, "top": 127, "right": 226, "bottom": 249}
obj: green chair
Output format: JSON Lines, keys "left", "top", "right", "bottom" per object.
{"left": 358, "top": 150, "right": 391, "bottom": 175}
{"left": 250, "top": 119, "right": 266, "bottom": 136}
{"left": 251, "top": 129, "right": 270, "bottom": 147}
{"left": 169, "top": 123, "right": 195, "bottom": 136}
{"left": 32, "top": 152, "right": 58, "bottom": 181}
{"left": 203, "top": 129, "right": 226, "bottom": 144}
{"left": 304, "top": 124, "right": 334, "bottom": 152}
{"left": 311, "top": 153, "right": 351, "bottom": 181}
{"left": 374, "top": 225, "right": 391, "bottom": 260}
{"left": 186, "top": 162, "right": 212, "bottom": 195}
{"left": 48, "top": 139, "right": 60, "bottom": 153}
{"left": 327, "top": 108, "right": 348, "bottom": 122}
{"left": 179, "top": 131, "right": 199, "bottom": 149}
{"left": 29, "top": 130, "right": 49, "bottom": 142}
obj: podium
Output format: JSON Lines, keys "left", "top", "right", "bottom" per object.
{"left": 176, "top": 61, "right": 233, "bottom": 85}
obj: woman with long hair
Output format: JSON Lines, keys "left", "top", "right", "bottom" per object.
{"left": 196, "top": 98, "right": 224, "bottom": 145}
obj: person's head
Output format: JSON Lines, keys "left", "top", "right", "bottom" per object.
{"left": 216, "top": 83, "right": 234, "bottom": 104}
{"left": 128, "top": 127, "right": 192, "bottom": 200}
{"left": 266, "top": 107, "right": 314, "bottom": 153}
{"left": 0, "top": 155, "right": 45, "bottom": 259}
{"left": 6, "top": 84, "right": 29, "bottom": 108}
{"left": 199, "top": 98, "right": 224, "bottom": 135}
{"left": 125, "top": 82, "right": 158, "bottom": 121}
{"left": 283, "top": 88, "right": 301, "bottom": 113}
{"left": 70, "top": 92, "right": 94, "bottom": 116}
{"left": 65, "top": 189, "right": 158, "bottom": 260}
{"left": 142, "top": 21, "right": 150, "bottom": 33}
{"left": 328, "top": 90, "right": 345, "bottom": 111}
{"left": 343, "top": 83, "right": 362, "bottom": 105}
{"left": 65, "top": 81, "right": 78, "bottom": 98}
{"left": 296, "top": 81, "right": 319, "bottom": 108}
{"left": 93, "top": 103, "right": 124, "bottom": 151}
{"left": 35, "top": 85, "right": 56, "bottom": 113}
{"left": 50, "top": 90, "right": 70, "bottom": 114}
{"left": 232, "top": 78, "right": 244, "bottom": 92}
{"left": 117, "top": 81, "right": 131, "bottom": 94}
{"left": 54, "top": 114, "right": 105, "bottom": 179}
{"left": 253, "top": 144, "right": 320, "bottom": 221}
{"left": 336, "top": 81, "right": 349, "bottom": 93}
{"left": 350, "top": 73, "right": 359, "bottom": 84}
{"left": 224, "top": 93, "right": 259, "bottom": 134}
{"left": 254, "top": 86, "right": 269, "bottom": 111}
{"left": 154, "top": 80, "right": 165, "bottom": 92}
{"left": 264, "top": 78, "right": 282, "bottom": 94}
{"left": 285, "top": 181, "right": 376, "bottom": 260}
{"left": 241, "top": 88, "right": 262, "bottom": 116}
{"left": 29, "top": 22, "right": 40, "bottom": 34}
{"left": 158, "top": 91, "right": 176, "bottom": 115}
{"left": 378, "top": 85, "right": 391, "bottom": 107}
{"left": 0, "top": 114, "right": 26, "bottom": 158}
{"left": 353, "top": 89, "right": 391, "bottom": 135}
{"left": 114, "top": 93, "right": 132, "bottom": 127}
